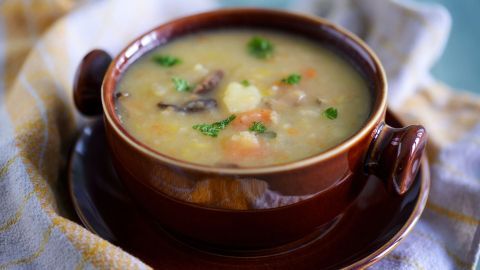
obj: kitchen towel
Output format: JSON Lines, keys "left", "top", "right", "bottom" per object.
{"left": 0, "top": 0, "right": 478, "bottom": 269}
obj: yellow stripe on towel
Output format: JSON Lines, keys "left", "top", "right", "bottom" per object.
{"left": 0, "top": 155, "right": 18, "bottom": 179}
{"left": 427, "top": 202, "right": 480, "bottom": 226}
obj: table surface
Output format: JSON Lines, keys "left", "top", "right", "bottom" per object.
{"left": 219, "top": 0, "right": 480, "bottom": 94}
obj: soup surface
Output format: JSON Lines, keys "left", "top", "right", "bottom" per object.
{"left": 116, "top": 30, "right": 371, "bottom": 167}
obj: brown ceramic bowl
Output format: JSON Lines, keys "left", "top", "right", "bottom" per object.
{"left": 73, "top": 9, "right": 427, "bottom": 251}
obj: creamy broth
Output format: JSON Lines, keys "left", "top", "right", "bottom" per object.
{"left": 116, "top": 30, "right": 371, "bottom": 167}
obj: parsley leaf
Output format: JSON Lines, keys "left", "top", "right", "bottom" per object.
{"left": 241, "top": 80, "right": 250, "bottom": 87}
{"left": 193, "top": 115, "right": 236, "bottom": 137}
{"left": 248, "top": 36, "right": 274, "bottom": 59}
{"left": 172, "top": 77, "right": 192, "bottom": 92}
{"left": 249, "top": 121, "right": 267, "bottom": 133}
{"left": 323, "top": 107, "right": 338, "bottom": 120}
{"left": 152, "top": 55, "right": 181, "bottom": 67}
{"left": 281, "top": 74, "right": 302, "bottom": 85}
{"left": 249, "top": 121, "right": 276, "bottom": 138}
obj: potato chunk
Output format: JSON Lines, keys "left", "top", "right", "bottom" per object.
{"left": 230, "top": 131, "right": 260, "bottom": 147}
{"left": 222, "top": 131, "right": 264, "bottom": 159}
{"left": 223, "top": 82, "right": 261, "bottom": 113}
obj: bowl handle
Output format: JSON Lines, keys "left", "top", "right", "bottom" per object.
{"left": 365, "top": 123, "right": 427, "bottom": 195}
{"left": 73, "top": 49, "right": 112, "bottom": 116}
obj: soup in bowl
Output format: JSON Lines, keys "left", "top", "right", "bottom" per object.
{"left": 73, "top": 9, "right": 427, "bottom": 250}
{"left": 116, "top": 30, "right": 371, "bottom": 167}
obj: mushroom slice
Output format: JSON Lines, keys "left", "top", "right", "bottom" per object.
{"left": 181, "top": 98, "right": 217, "bottom": 112}
{"left": 193, "top": 70, "right": 224, "bottom": 94}
{"left": 157, "top": 103, "right": 180, "bottom": 111}
{"left": 157, "top": 98, "right": 217, "bottom": 113}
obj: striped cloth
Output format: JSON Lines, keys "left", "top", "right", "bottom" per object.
{"left": 0, "top": 0, "right": 478, "bottom": 269}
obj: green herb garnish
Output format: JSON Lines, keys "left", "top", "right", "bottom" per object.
{"left": 248, "top": 36, "right": 274, "bottom": 59}
{"left": 193, "top": 115, "right": 236, "bottom": 137}
{"left": 323, "top": 107, "right": 338, "bottom": 120}
{"left": 241, "top": 80, "right": 250, "bottom": 87}
{"left": 249, "top": 121, "right": 267, "bottom": 133}
{"left": 172, "top": 77, "right": 192, "bottom": 92}
{"left": 152, "top": 55, "right": 181, "bottom": 67}
{"left": 249, "top": 121, "right": 276, "bottom": 138}
{"left": 281, "top": 74, "right": 302, "bottom": 85}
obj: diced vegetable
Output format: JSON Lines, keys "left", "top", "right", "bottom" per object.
{"left": 231, "top": 131, "right": 259, "bottom": 146}
{"left": 232, "top": 109, "right": 273, "bottom": 130}
{"left": 247, "top": 36, "right": 274, "bottom": 59}
{"left": 222, "top": 131, "right": 264, "bottom": 158}
{"left": 303, "top": 68, "right": 317, "bottom": 79}
{"left": 152, "top": 55, "right": 181, "bottom": 67}
{"left": 194, "top": 63, "right": 209, "bottom": 75}
{"left": 223, "top": 82, "right": 262, "bottom": 113}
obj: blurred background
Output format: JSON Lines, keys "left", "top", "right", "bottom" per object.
{"left": 219, "top": 0, "right": 480, "bottom": 94}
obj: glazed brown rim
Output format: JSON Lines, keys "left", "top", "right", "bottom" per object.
{"left": 102, "top": 8, "right": 388, "bottom": 174}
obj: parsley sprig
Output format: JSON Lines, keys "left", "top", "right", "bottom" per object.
{"left": 152, "top": 55, "right": 181, "bottom": 67}
{"left": 248, "top": 36, "right": 274, "bottom": 59}
{"left": 249, "top": 121, "right": 267, "bottom": 133}
{"left": 241, "top": 80, "right": 250, "bottom": 87}
{"left": 172, "top": 77, "right": 192, "bottom": 92}
{"left": 323, "top": 107, "right": 338, "bottom": 120}
{"left": 193, "top": 115, "right": 236, "bottom": 137}
{"left": 281, "top": 74, "right": 302, "bottom": 85}
{"left": 249, "top": 121, "right": 277, "bottom": 138}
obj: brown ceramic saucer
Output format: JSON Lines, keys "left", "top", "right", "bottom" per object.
{"left": 68, "top": 111, "right": 430, "bottom": 269}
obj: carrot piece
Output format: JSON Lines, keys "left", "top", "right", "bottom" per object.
{"left": 232, "top": 108, "right": 273, "bottom": 130}
{"left": 303, "top": 68, "right": 317, "bottom": 79}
